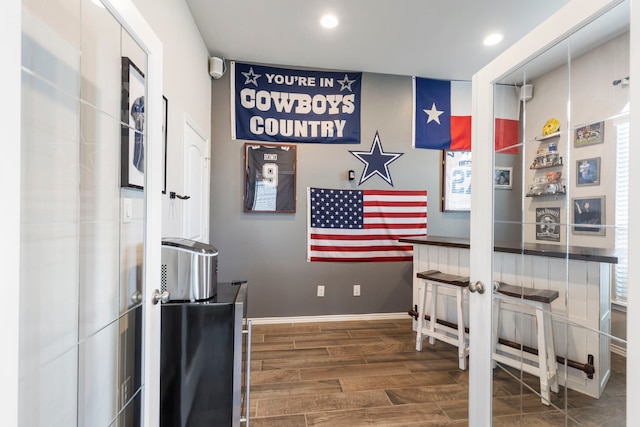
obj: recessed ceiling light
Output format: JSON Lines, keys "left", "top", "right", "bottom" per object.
{"left": 320, "top": 14, "right": 339, "bottom": 29}
{"left": 483, "top": 33, "right": 503, "bottom": 46}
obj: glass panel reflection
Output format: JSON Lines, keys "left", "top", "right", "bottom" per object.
{"left": 492, "top": 1, "right": 629, "bottom": 424}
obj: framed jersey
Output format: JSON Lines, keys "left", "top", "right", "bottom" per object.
{"left": 244, "top": 143, "right": 297, "bottom": 213}
{"left": 442, "top": 150, "right": 472, "bottom": 212}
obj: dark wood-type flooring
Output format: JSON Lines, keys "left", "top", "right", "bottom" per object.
{"left": 248, "top": 318, "right": 626, "bottom": 426}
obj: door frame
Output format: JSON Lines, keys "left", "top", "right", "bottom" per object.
{"left": 1, "top": 0, "right": 22, "bottom": 424}
{"left": 470, "top": 0, "right": 635, "bottom": 424}
{"left": 101, "top": 1, "right": 164, "bottom": 425}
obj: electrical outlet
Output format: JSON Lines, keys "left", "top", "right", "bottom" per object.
{"left": 317, "top": 285, "right": 325, "bottom": 297}
{"left": 353, "top": 284, "right": 361, "bottom": 296}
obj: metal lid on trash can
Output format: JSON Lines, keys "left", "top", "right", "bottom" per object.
{"left": 161, "top": 237, "right": 218, "bottom": 256}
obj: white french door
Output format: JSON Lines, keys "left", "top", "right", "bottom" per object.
{"left": 470, "top": 0, "right": 636, "bottom": 425}
{"left": 101, "top": 1, "right": 165, "bottom": 424}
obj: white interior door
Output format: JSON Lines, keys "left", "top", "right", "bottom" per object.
{"left": 183, "top": 116, "right": 210, "bottom": 243}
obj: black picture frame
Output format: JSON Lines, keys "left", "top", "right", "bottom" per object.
{"left": 572, "top": 196, "right": 605, "bottom": 235}
{"left": 243, "top": 143, "right": 297, "bottom": 213}
{"left": 441, "top": 150, "right": 471, "bottom": 212}
{"left": 162, "top": 95, "right": 168, "bottom": 194}
{"left": 576, "top": 157, "right": 600, "bottom": 187}
{"left": 121, "top": 57, "right": 146, "bottom": 189}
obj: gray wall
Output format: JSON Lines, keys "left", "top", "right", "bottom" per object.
{"left": 210, "top": 70, "right": 474, "bottom": 318}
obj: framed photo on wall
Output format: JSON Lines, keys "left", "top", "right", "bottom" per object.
{"left": 244, "top": 143, "right": 297, "bottom": 213}
{"left": 120, "top": 57, "right": 145, "bottom": 189}
{"left": 572, "top": 195, "right": 605, "bottom": 235}
{"left": 576, "top": 157, "right": 600, "bottom": 187}
{"left": 494, "top": 167, "right": 513, "bottom": 189}
{"left": 536, "top": 207, "right": 561, "bottom": 242}
{"left": 442, "top": 150, "right": 471, "bottom": 212}
{"left": 574, "top": 121, "right": 604, "bottom": 148}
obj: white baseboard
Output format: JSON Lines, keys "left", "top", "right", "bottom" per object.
{"left": 249, "top": 312, "right": 409, "bottom": 325}
{"left": 611, "top": 343, "right": 627, "bottom": 357}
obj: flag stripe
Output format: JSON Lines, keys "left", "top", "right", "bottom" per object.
{"left": 310, "top": 245, "right": 415, "bottom": 252}
{"left": 308, "top": 187, "right": 427, "bottom": 262}
{"left": 310, "top": 256, "right": 414, "bottom": 262}
{"left": 495, "top": 118, "right": 520, "bottom": 154}
{"left": 311, "top": 233, "right": 422, "bottom": 241}
{"left": 450, "top": 115, "right": 472, "bottom": 151}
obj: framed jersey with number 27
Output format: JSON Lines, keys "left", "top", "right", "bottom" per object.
{"left": 244, "top": 143, "right": 297, "bottom": 213}
{"left": 442, "top": 150, "right": 471, "bottom": 212}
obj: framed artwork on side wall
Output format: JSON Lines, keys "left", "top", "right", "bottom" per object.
{"left": 120, "top": 57, "right": 145, "bottom": 189}
{"left": 572, "top": 196, "right": 605, "bottom": 235}
{"left": 576, "top": 157, "right": 600, "bottom": 187}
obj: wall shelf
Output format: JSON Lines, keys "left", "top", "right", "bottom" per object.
{"left": 534, "top": 132, "right": 561, "bottom": 141}
{"left": 526, "top": 183, "right": 565, "bottom": 197}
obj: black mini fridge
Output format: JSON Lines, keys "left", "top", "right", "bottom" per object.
{"left": 160, "top": 282, "right": 250, "bottom": 427}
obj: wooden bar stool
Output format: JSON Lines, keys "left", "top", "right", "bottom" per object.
{"left": 415, "top": 269, "right": 470, "bottom": 370}
{"left": 492, "top": 281, "right": 559, "bottom": 405}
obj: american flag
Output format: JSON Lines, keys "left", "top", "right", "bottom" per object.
{"left": 307, "top": 188, "right": 427, "bottom": 262}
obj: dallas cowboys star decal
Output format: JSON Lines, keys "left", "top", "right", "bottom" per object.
{"left": 350, "top": 132, "right": 403, "bottom": 186}
{"left": 241, "top": 67, "right": 261, "bottom": 86}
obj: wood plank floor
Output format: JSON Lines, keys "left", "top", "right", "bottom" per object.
{"left": 248, "top": 318, "right": 626, "bottom": 427}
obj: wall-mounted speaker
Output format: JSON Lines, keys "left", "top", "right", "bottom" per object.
{"left": 209, "top": 56, "right": 224, "bottom": 79}
{"left": 520, "top": 84, "right": 533, "bottom": 102}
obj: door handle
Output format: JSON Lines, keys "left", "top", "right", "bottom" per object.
{"left": 130, "top": 290, "right": 142, "bottom": 304}
{"left": 151, "top": 289, "right": 170, "bottom": 305}
{"left": 469, "top": 281, "right": 485, "bottom": 294}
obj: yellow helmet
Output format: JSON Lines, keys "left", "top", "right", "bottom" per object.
{"left": 542, "top": 118, "right": 560, "bottom": 136}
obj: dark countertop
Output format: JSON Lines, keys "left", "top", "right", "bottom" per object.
{"left": 399, "top": 235, "right": 619, "bottom": 264}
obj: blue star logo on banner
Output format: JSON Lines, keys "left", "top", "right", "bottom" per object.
{"left": 350, "top": 131, "right": 403, "bottom": 186}
{"left": 338, "top": 74, "right": 356, "bottom": 92}
{"left": 241, "top": 67, "right": 261, "bottom": 86}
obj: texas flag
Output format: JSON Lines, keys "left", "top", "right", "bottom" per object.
{"left": 412, "top": 77, "right": 519, "bottom": 153}
{"left": 493, "top": 84, "right": 520, "bottom": 154}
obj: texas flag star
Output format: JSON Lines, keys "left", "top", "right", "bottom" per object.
{"left": 241, "top": 67, "right": 261, "bottom": 86}
{"left": 424, "top": 103, "right": 444, "bottom": 124}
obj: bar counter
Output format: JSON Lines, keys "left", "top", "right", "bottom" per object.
{"left": 399, "top": 235, "right": 619, "bottom": 264}
{"left": 400, "top": 235, "right": 618, "bottom": 399}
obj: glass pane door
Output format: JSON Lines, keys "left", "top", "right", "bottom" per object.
{"left": 487, "top": 1, "right": 629, "bottom": 425}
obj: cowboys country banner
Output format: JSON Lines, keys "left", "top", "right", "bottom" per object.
{"left": 231, "top": 61, "right": 362, "bottom": 144}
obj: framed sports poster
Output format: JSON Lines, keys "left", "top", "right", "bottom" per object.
{"left": 572, "top": 196, "right": 605, "bottom": 235}
{"left": 120, "top": 57, "right": 145, "bottom": 189}
{"left": 442, "top": 150, "right": 471, "bottom": 212}
{"left": 574, "top": 121, "right": 604, "bottom": 148}
{"left": 244, "top": 143, "right": 297, "bottom": 213}
{"left": 536, "top": 207, "right": 561, "bottom": 242}
{"left": 576, "top": 157, "right": 600, "bottom": 187}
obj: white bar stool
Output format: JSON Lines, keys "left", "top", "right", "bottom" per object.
{"left": 415, "top": 269, "right": 470, "bottom": 370}
{"left": 492, "top": 281, "right": 559, "bottom": 405}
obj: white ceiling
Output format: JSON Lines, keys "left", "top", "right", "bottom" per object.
{"left": 184, "top": 0, "right": 571, "bottom": 80}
